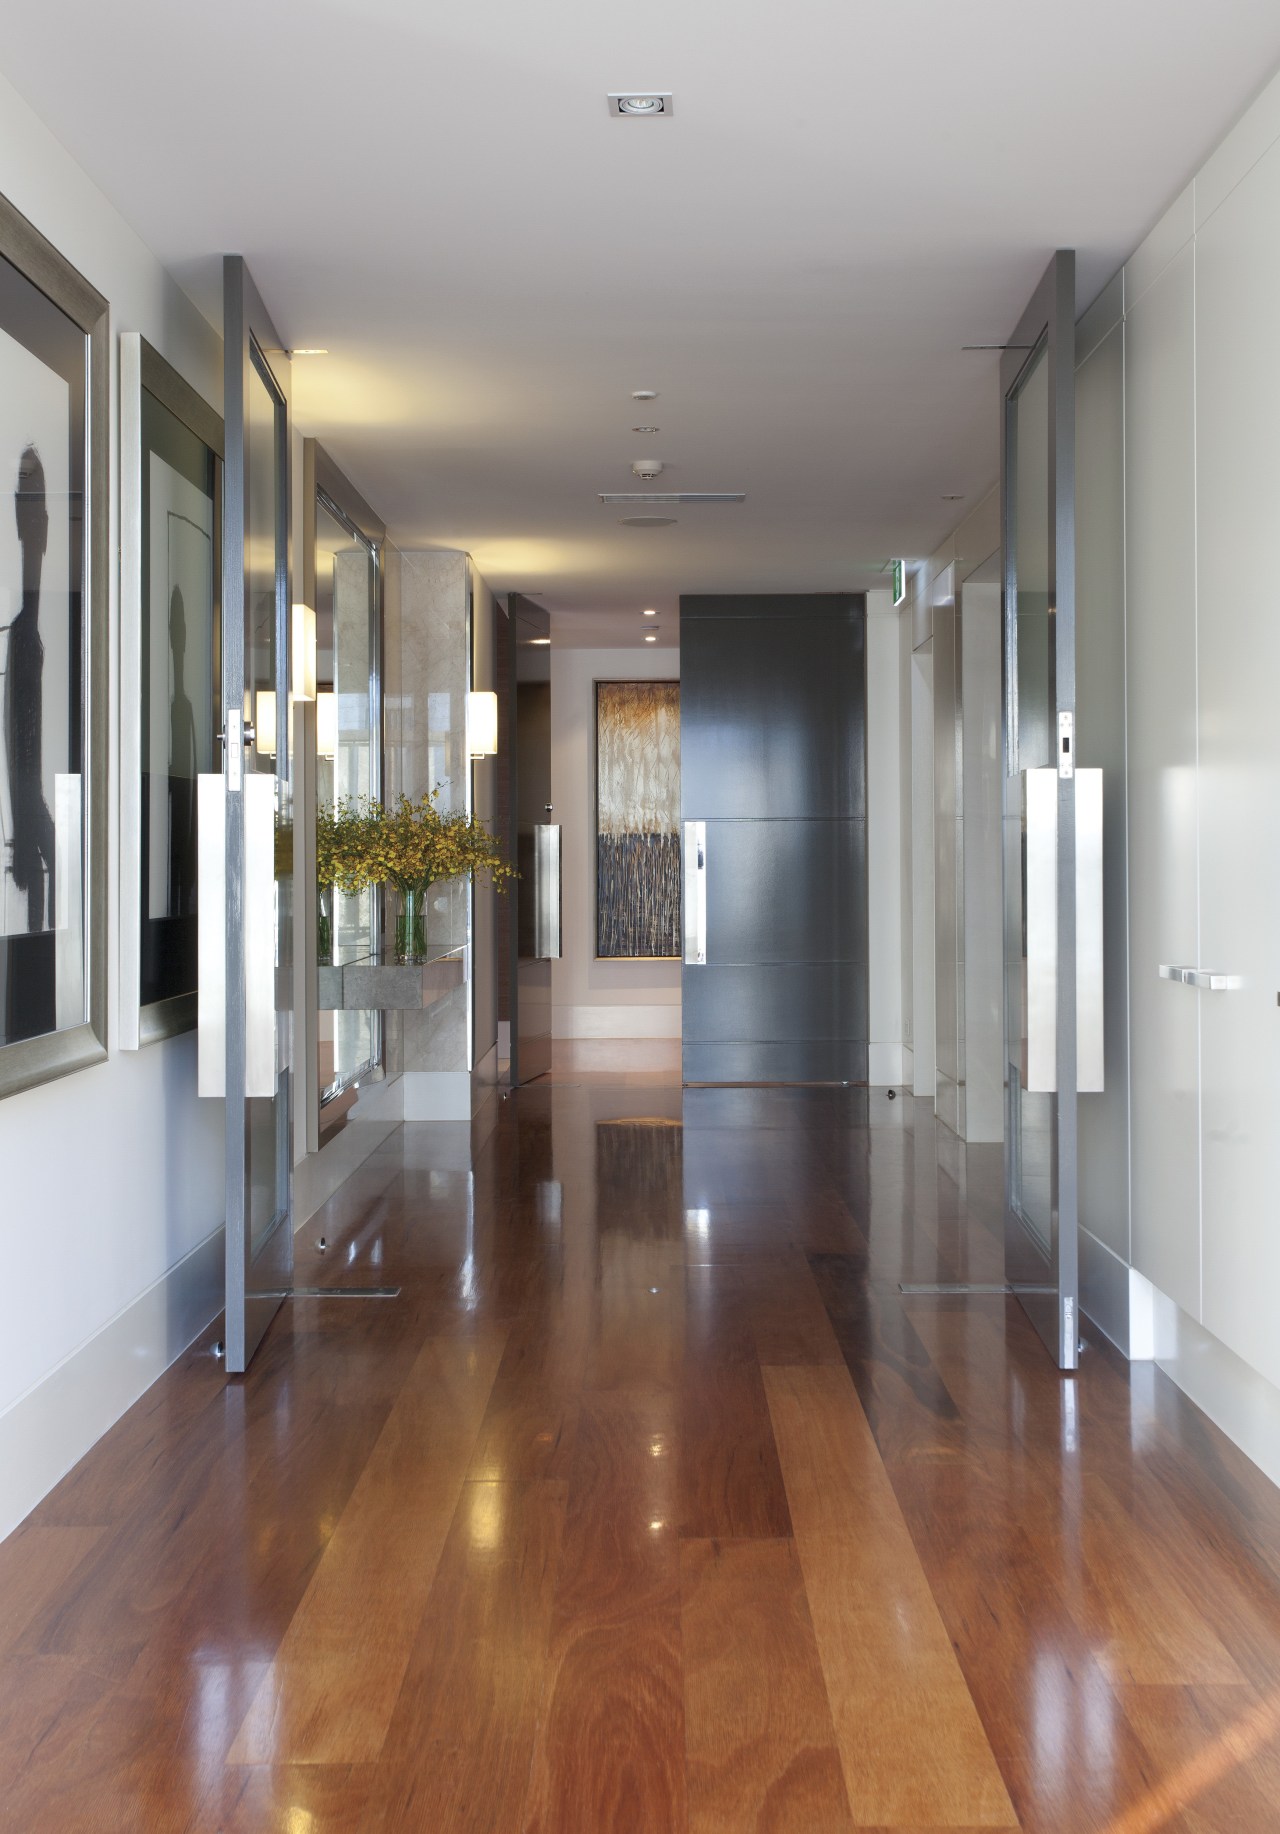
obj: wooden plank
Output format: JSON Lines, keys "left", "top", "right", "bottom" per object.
{"left": 364, "top": 1478, "right": 566, "bottom": 1832}
{"left": 520, "top": 1389, "right": 686, "bottom": 1833}
{"left": 763, "top": 1363, "right": 1018, "bottom": 1828}
{"left": 681, "top": 1536, "right": 854, "bottom": 1833}
{"left": 228, "top": 1333, "right": 506, "bottom": 1765}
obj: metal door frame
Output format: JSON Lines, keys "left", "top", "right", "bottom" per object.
{"left": 223, "top": 256, "right": 293, "bottom": 1373}
{"left": 1001, "top": 249, "right": 1079, "bottom": 1370}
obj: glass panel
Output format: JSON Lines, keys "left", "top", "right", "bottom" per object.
{"left": 1012, "top": 343, "right": 1052, "bottom": 772}
{"left": 139, "top": 389, "right": 217, "bottom": 1010}
{"left": 246, "top": 348, "right": 286, "bottom": 1255}
{"left": 0, "top": 251, "right": 88, "bottom": 1047}
{"left": 315, "top": 495, "right": 379, "bottom": 1106}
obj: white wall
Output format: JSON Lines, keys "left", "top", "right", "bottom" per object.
{"left": 550, "top": 646, "right": 681, "bottom": 1040}
{"left": 0, "top": 68, "right": 226, "bottom": 1539}
{"left": 866, "top": 590, "right": 905, "bottom": 1085}
{"left": 1119, "top": 63, "right": 1280, "bottom": 1479}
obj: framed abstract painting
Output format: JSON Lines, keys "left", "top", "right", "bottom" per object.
{"left": 119, "top": 333, "right": 222, "bottom": 1046}
{"left": 595, "top": 679, "right": 680, "bottom": 959}
{"left": 0, "top": 191, "right": 108, "bottom": 1099}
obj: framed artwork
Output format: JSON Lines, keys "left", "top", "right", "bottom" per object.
{"left": 595, "top": 679, "right": 680, "bottom": 959}
{"left": 119, "top": 333, "right": 222, "bottom": 1046}
{"left": 0, "top": 191, "right": 107, "bottom": 1100}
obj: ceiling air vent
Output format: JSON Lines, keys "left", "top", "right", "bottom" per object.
{"left": 599, "top": 492, "right": 745, "bottom": 506}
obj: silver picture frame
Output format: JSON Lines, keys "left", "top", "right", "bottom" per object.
{"left": 119, "top": 332, "right": 223, "bottom": 1047}
{"left": 0, "top": 190, "right": 108, "bottom": 1101}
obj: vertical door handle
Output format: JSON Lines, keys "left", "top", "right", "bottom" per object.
{"left": 533, "top": 823, "right": 562, "bottom": 960}
{"left": 197, "top": 770, "right": 277, "bottom": 1098}
{"left": 683, "top": 821, "right": 707, "bottom": 965}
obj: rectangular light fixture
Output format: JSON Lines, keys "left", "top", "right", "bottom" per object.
{"left": 292, "top": 601, "right": 317, "bottom": 700}
{"left": 892, "top": 560, "right": 906, "bottom": 607}
{"left": 316, "top": 692, "right": 337, "bottom": 760}
{"left": 255, "top": 690, "right": 276, "bottom": 757}
{"left": 597, "top": 492, "right": 745, "bottom": 505}
{"left": 467, "top": 690, "right": 499, "bottom": 758}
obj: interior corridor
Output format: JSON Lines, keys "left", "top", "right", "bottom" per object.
{"left": 2, "top": 1077, "right": 1279, "bottom": 1832}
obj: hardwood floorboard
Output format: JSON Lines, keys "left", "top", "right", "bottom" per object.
{"left": 364, "top": 1478, "right": 566, "bottom": 1832}
{"left": 520, "top": 1388, "right": 687, "bottom": 1834}
{"left": 228, "top": 1332, "right": 507, "bottom": 1765}
{"left": 681, "top": 1535, "right": 853, "bottom": 1833}
{"left": 762, "top": 1362, "right": 1018, "bottom": 1828}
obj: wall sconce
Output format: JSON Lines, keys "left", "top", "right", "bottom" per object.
{"left": 467, "top": 690, "right": 498, "bottom": 759}
{"left": 255, "top": 690, "right": 277, "bottom": 757}
{"left": 292, "top": 602, "right": 317, "bottom": 701}
{"left": 316, "top": 692, "right": 337, "bottom": 760}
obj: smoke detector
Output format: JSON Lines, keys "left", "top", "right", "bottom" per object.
{"left": 632, "top": 457, "right": 664, "bottom": 479}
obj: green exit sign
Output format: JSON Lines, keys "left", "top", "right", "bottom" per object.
{"left": 892, "top": 559, "right": 906, "bottom": 606}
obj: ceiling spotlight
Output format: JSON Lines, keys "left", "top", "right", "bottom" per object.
{"left": 619, "top": 515, "right": 676, "bottom": 527}
{"left": 527, "top": 636, "right": 551, "bottom": 646}
{"left": 609, "top": 94, "right": 672, "bottom": 117}
{"left": 631, "top": 389, "right": 658, "bottom": 401}
{"left": 942, "top": 493, "right": 965, "bottom": 501}
{"left": 632, "top": 426, "right": 660, "bottom": 435}
{"left": 644, "top": 633, "right": 658, "bottom": 643}
{"left": 643, "top": 608, "right": 657, "bottom": 617}
{"left": 290, "top": 347, "right": 329, "bottom": 357}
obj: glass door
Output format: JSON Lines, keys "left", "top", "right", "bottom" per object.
{"left": 1002, "top": 250, "right": 1079, "bottom": 1370}
{"left": 222, "top": 257, "right": 292, "bottom": 1373}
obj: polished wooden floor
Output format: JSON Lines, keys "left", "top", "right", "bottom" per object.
{"left": 4, "top": 1079, "right": 1280, "bottom": 1831}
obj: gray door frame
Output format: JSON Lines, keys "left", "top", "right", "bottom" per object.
{"left": 222, "top": 256, "right": 293, "bottom": 1373}
{"left": 1001, "top": 248, "right": 1079, "bottom": 1371}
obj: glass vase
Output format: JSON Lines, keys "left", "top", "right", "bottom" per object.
{"left": 395, "top": 884, "right": 430, "bottom": 964}
{"left": 317, "top": 884, "right": 333, "bottom": 966}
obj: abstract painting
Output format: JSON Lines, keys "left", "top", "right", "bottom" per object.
{"left": 595, "top": 680, "right": 680, "bottom": 958}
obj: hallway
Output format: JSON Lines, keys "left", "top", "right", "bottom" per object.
{"left": 2, "top": 1080, "right": 1279, "bottom": 1831}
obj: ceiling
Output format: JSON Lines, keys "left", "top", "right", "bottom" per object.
{"left": 5, "top": 2, "right": 1280, "bottom": 640}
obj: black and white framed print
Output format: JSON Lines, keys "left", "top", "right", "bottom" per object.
{"left": 119, "top": 334, "right": 222, "bottom": 1046}
{"left": 0, "top": 191, "right": 107, "bottom": 1099}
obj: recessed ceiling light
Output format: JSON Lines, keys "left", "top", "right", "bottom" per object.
{"left": 942, "top": 493, "right": 965, "bottom": 501}
{"left": 290, "top": 347, "right": 329, "bottom": 357}
{"left": 632, "top": 426, "right": 660, "bottom": 434}
{"left": 609, "top": 94, "right": 672, "bottom": 117}
{"left": 527, "top": 637, "right": 551, "bottom": 646}
{"left": 644, "top": 633, "right": 658, "bottom": 642}
{"left": 631, "top": 389, "right": 658, "bottom": 401}
{"left": 619, "top": 516, "right": 677, "bottom": 527}
{"left": 643, "top": 608, "right": 657, "bottom": 617}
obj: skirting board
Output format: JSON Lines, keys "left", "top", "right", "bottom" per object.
{"left": 867, "top": 1041, "right": 906, "bottom": 1087}
{"left": 553, "top": 1004, "right": 681, "bottom": 1040}
{"left": 402, "top": 1070, "right": 473, "bottom": 1121}
{"left": 1152, "top": 1288, "right": 1280, "bottom": 1493}
{"left": 0, "top": 1223, "right": 224, "bottom": 1544}
{"left": 552, "top": 1037, "right": 681, "bottom": 1074}
{"left": 1079, "top": 1227, "right": 1156, "bottom": 1361}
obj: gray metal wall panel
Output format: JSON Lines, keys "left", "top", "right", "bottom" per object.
{"left": 680, "top": 593, "right": 868, "bottom": 1083}
{"left": 703, "top": 818, "right": 868, "bottom": 966}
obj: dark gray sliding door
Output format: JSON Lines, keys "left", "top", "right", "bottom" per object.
{"left": 680, "top": 594, "right": 868, "bottom": 1084}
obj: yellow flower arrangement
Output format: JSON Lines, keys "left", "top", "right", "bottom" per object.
{"left": 316, "top": 791, "right": 515, "bottom": 896}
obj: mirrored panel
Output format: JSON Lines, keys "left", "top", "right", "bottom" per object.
{"left": 314, "top": 489, "right": 381, "bottom": 1112}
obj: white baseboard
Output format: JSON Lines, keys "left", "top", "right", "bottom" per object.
{"left": 402, "top": 1070, "right": 473, "bottom": 1121}
{"left": 0, "top": 1224, "right": 224, "bottom": 1544}
{"left": 552, "top": 1037, "right": 681, "bottom": 1073}
{"left": 1151, "top": 1287, "right": 1280, "bottom": 1492}
{"left": 294, "top": 1085, "right": 403, "bottom": 1228}
{"left": 553, "top": 1004, "right": 681, "bottom": 1040}
{"left": 868, "top": 1041, "right": 906, "bottom": 1086}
